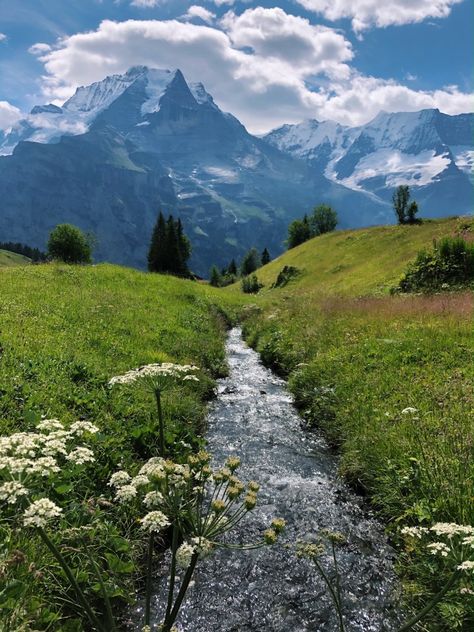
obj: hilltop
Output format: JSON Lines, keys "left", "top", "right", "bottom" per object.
{"left": 0, "top": 248, "right": 30, "bottom": 267}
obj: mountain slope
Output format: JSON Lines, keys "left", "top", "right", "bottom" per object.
{"left": 0, "top": 249, "right": 30, "bottom": 267}
{"left": 265, "top": 109, "right": 473, "bottom": 218}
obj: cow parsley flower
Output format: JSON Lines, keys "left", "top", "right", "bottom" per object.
{"left": 457, "top": 561, "right": 474, "bottom": 572}
{"left": 401, "top": 407, "right": 418, "bottom": 414}
{"left": 108, "top": 471, "right": 131, "bottom": 487}
{"left": 176, "top": 542, "right": 196, "bottom": 568}
{"left": 191, "top": 536, "right": 214, "bottom": 558}
{"left": 69, "top": 421, "right": 99, "bottom": 436}
{"left": 66, "top": 447, "right": 95, "bottom": 465}
{"left": 427, "top": 542, "right": 450, "bottom": 557}
{"left": 431, "top": 523, "right": 474, "bottom": 538}
{"left": 37, "top": 419, "right": 64, "bottom": 432}
{"left": 141, "top": 510, "right": 170, "bottom": 533}
{"left": 115, "top": 485, "right": 137, "bottom": 503}
{"left": 131, "top": 474, "right": 149, "bottom": 488}
{"left": 401, "top": 526, "right": 429, "bottom": 539}
{"left": 0, "top": 480, "right": 29, "bottom": 504}
{"left": 23, "top": 498, "right": 62, "bottom": 528}
{"left": 144, "top": 490, "right": 164, "bottom": 508}
{"left": 28, "top": 456, "right": 61, "bottom": 476}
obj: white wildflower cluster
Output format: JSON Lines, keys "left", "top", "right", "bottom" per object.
{"left": 141, "top": 510, "right": 170, "bottom": 533}
{"left": 0, "top": 417, "right": 98, "bottom": 531}
{"left": 401, "top": 521, "right": 474, "bottom": 577}
{"left": 108, "top": 362, "right": 200, "bottom": 388}
{"left": 176, "top": 542, "right": 196, "bottom": 568}
{"left": 23, "top": 498, "right": 62, "bottom": 528}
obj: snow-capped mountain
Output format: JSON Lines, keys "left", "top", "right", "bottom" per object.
{"left": 265, "top": 109, "right": 473, "bottom": 215}
{"left": 0, "top": 67, "right": 472, "bottom": 273}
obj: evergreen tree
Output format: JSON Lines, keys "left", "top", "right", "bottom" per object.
{"left": 241, "top": 247, "right": 261, "bottom": 276}
{"left": 209, "top": 265, "right": 221, "bottom": 287}
{"left": 148, "top": 212, "right": 167, "bottom": 272}
{"left": 148, "top": 213, "right": 191, "bottom": 276}
{"left": 393, "top": 185, "right": 410, "bottom": 224}
{"left": 261, "top": 247, "right": 271, "bottom": 265}
{"left": 228, "top": 259, "right": 237, "bottom": 275}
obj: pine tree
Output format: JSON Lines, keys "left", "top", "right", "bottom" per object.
{"left": 228, "top": 259, "right": 237, "bottom": 275}
{"left": 407, "top": 200, "right": 419, "bottom": 224}
{"left": 148, "top": 212, "right": 167, "bottom": 272}
{"left": 241, "top": 248, "right": 261, "bottom": 276}
{"left": 209, "top": 265, "right": 221, "bottom": 287}
{"left": 261, "top": 247, "right": 271, "bottom": 265}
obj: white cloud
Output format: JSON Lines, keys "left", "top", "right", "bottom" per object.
{"left": 182, "top": 6, "right": 216, "bottom": 24}
{"left": 296, "top": 0, "right": 464, "bottom": 33}
{"left": 0, "top": 33, "right": 7, "bottom": 42}
{"left": 28, "top": 42, "right": 52, "bottom": 56}
{"left": 210, "top": 0, "right": 236, "bottom": 5}
{"left": 33, "top": 9, "right": 473, "bottom": 133}
{"left": 0, "top": 101, "right": 22, "bottom": 131}
{"left": 130, "top": 0, "right": 160, "bottom": 7}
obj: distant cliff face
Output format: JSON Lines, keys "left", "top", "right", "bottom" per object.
{"left": 0, "top": 67, "right": 471, "bottom": 275}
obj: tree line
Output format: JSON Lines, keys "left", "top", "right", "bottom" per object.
{"left": 287, "top": 204, "right": 338, "bottom": 249}
{"left": 147, "top": 212, "right": 191, "bottom": 276}
{"left": 0, "top": 241, "right": 47, "bottom": 262}
{"left": 209, "top": 246, "right": 271, "bottom": 287}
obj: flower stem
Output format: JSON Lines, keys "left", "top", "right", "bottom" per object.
{"left": 165, "top": 524, "right": 179, "bottom": 621}
{"left": 396, "top": 570, "right": 461, "bottom": 632}
{"left": 155, "top": 389, "right": 165, "bottom": 457}
{"left": 145, "top": 532, "right": 155, "bottom": 626}
{"left": 37, "top": 528, "right": 105, "bottom": 632}
{"left": 162, "top": 552, "right": 199, "bottom": 631}
{"left": 80, "top": 536, "right": 117, "bottom": 632}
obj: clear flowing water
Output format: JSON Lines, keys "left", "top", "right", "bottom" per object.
{"left": 139, "top": 328, "right": 401, "bottom": 631}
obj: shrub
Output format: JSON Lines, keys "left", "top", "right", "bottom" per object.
{"left": 47, "top": 224, "right": 92, "bottom": 264}
{"left": 241, "top": 274, "right": 263, "bottom": 294}
{"left": 272, "top": 265, "right": 301, "bottom": 288}
{"left": 397, "top": 236, "right": 474, "bottom": 292}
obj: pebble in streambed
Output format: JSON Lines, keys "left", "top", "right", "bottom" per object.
{"left": 142, "top": 328, "right": 402, "bottom": 631}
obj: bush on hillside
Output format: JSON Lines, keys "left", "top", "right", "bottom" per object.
{"left": 396, "top": 236, "right": 474, "bottom": 292}
{"left": 47, "top": 224, "right": 93, "bottom": 264}
{"left": 241, "top": 274, "right": 263, "bottom": 294}
{"left": 272, "top": 265, "right": 301, "bottom": 288}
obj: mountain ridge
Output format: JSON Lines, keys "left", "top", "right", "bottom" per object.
{"left": 0, "top": 67, "right": 472, "bottom": 274}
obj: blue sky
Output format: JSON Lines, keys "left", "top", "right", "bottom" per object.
{"left": 0, "top": 0, "right": 472, "bottom": 133}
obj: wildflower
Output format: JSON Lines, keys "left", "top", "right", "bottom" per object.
{"left": 37, "top": 419, "right": 64, "bottom": 432}
{"left": 457, "top": 561, "right": 474, "bottom": 572}
{"left": 462, "top": 536, "right": 474, "bottom": 548}
{"left": 401, "top": 407, "right": 418, "bottom": 414}
{"left": 183, "top": 375, "right": 199, "bottom": 382}
{"left": 227, "top": 486, "right": 242, "bottom": 500}
{"left": 29, "top": 456, "right": 61, "bottom": 476}
{"left": 131, "top": 475, "right": 149, "bottom": 488}
{"left": 144, "top": 491, "right": 164, "bottom": 508}
{"left": 66, "top": 447, "right": 95, "bottom": 465}
{"left": 244, "top": 494, "right": 257, "bottom": 510}
{"left": 108, "top": 362, "right": 200, "bottom": 388}
{"left": 211, "top": 499, "right": 226, "bottom": 514}
{"left": 191, "top": 536, "right": 214, "bottom": 558}
{"left": 0, "top": 481, "right": 29, "bottom": 504}
{"left": 460, "top": 587, "right": 474, "bottom": 595}
{"left": 271, "top": 518, "right": 286, "bottom": 534}
{"left": 431, "top": 523, "right": 474, "bottom": 538}
{"left": 264, "top": 529, "right": 278, "bottom": 545}
{"left": 427, "top": 542, "right": 450, "bottom": 557}
{"left": 141, "top": 510, "right": 170, "bottom": 533}
{"left": 41, "top": 438, "right": 68, "bottom": 457}
{"left": 108, "top": 471, "right": 131, "bottom": 487}
{"left": 225, "top": 456, "right": 240, "bottom": 471}
{"left": 69, "top": 421, "right": 99, "bottom": 436}
{"left": 176, "top": 542, "right": 196, "bottom": 568}
{"left": 401, "top": 526, "right": 429, "bottom": 539}
{"left": 248, "top": 481, "right": 260, "bottom": 493}
{"left": 219, "top": 467, "right": 232, "bottom": 481}
{"left": 296, "top": 542, "right": 325, "bottom": 560}
{"left": 23, "top": 498, "right": 62, "bottom": 528}
{"left": 320, "top": 529, "right": 346, "bottom": 545}
{"left": 115, "top": 485, "right": 137, "bottom": 503}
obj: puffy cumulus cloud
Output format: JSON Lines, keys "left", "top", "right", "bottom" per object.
{"left": 182, "top": 5, "right": 216, "bottom": 24}
{"left": 296, "top": 0, "right": 464, "bottom": 33}
{"left": 0, "top": 101, "right": 22, "bottom": 131}
{"left": 315, "top": 76, "right": 474, "bottom": 126}
{"left": 33, "top": 8, "right": 473, "bottom": 133}
{"left": 221, "top": 7, "right": 352, "bottom": 78}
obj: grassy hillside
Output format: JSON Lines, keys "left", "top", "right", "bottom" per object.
{"left": 254, "top": 216, "right": 472, "bottom": 296}
{"left": 0, "top": 248, "right": 31, "bottom": 267}
{"left": 240, "top": 216, "right": 474, "bottom": 630}
{"left": 0, "top": 263, "right": 242, "bottom": 630}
